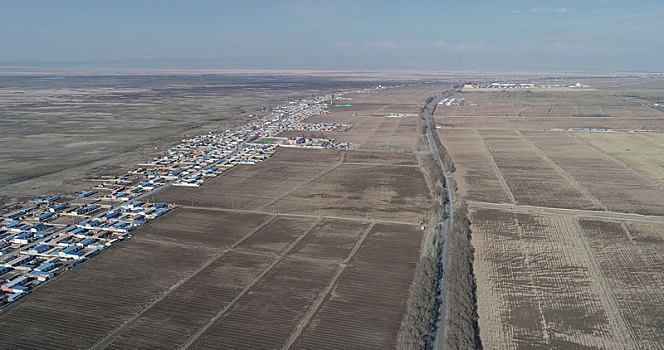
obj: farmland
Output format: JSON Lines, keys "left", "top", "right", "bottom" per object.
{"left": 150, "top": 148, "right": 432, "bottom": 223}
{"left": 0, "top": 73, "right": 381, "bottom": 206}
{"left": 301, "top": 86, "right": 440, "bottom": 151}
{"left": 435, "top": 80, "right": 664, "bottom": 348}
{"left": 281, "top": 116, "right": 421, "bottom": 150}
{"left": 0, "top": 84, "right": 445, "bottom": 349}
{"left": 436, "top": 86, "right": 664, "bottom": 216}
{"left": 575, "top": 132, "right": 664, "bottom": 184}
{"left": 444, "top": 89, "right": 660, "bottom": 118}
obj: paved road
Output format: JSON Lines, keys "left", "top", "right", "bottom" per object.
{"left": 422, "top": 89, "right": 457, "bottom": 350}
{"left": 467, "top": 200, "right": 664, "bottom": 223}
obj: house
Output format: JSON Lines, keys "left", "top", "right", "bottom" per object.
{"left": 28, "top": 244, "right": 50, "bottom": 255}
{"left": 1, "top": 275, "right": 28, "bottom": 292}
{"left": 78, "top": 190, "right": 97, "bottom": 198}
{"left": 49, "top": 203, "right": 68, "bottom": 212}
{"left": 75, "top": 204, "right": 100, "bottom": 215}
{"left": 12, "top": 232, "right": 36, "bottom": 245}
{"left": 7, "top": 291, "right": 26, "bottom": 302}
{"left": 35, "top": 262, "right": 55, "bottom": 272}
{"left": 37, "top": 211, "right": 55, "bottom": 221}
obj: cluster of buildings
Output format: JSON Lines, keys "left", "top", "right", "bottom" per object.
{"left": 1, "top": 195, "right": 172, "bottom": 306}
{"left": 463, "top": 82, "right": 591, "bottom": 89}
{"left": 0, "top": 86, "right": 378, "bottom": 308}
{"left": 291, "top": 121, "right": 344, "bottom": 133}
{"left": 251, "top": 136, "right": 349, "bottom": 149}
{"left": 100, "top": 96, "right": 345, "bottom": 190}
{"left": 147, "top": 134, "right": 276, "bottom": 187}
{"left": 384, "top": 113, "right": 418, "bottom": 118}
{"left": 438, "top": 98, "right": 464, "bottom": 106}
{"left": 486, "top": 83, "right": 535, "bottom": 89}
{"left": 562, "top": 127, "right": 655, "bottom": 133}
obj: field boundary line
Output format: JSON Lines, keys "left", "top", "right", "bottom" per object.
{"left": 515, "top": 130, "right": 608, "bottom": 211}
{"left": 341, "top": 161, "right": 420, "bottom": 168}
{"left": 179, "top": 205, "right": 417, "bottom": 226}
{"left": 619, "top": 222, "right": 636, "bottom": 241}
{"left": 282, "top": 222, "right": 376, "bottom": 349}
{"left": 88, "top": 214, "right": 278, "bottom": 350}
{"left": 571, "top": 218, "right": 635, "bottom": 349}
{"left": 178, "top": 217, "right": 324, "bottom": 350}
{"left": 367, "top": 119, "right": 384, "bottom": 145}
{"left": 262, "top": 152, "right": 347, "bottom": 208}
{"left": 467, "top": 201, "right": 664, "bottom": 223}
{"left": 351, "top": 146, "right": 415, "bottom": 153}
{"left": 475, "top": 130, "right": 517, "bottom": 204}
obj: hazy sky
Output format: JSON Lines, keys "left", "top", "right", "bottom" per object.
{"left": 2, "top": 0, "right": 663, "bottom": 71}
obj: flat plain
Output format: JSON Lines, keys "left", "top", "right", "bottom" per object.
{"left": 300, "top": 86, "right": 440, "bottom": 151}
{"left": 0, "top": 73, "right": 376, "bottom": 206}
{"left": 0, "top": 84, "right": 442, "bottom": 349}
{"left": 470, "top": 208, "right": 628, "bottom": 349}
{"left": 437, "top": 80, "right": 664, "bottom": 348}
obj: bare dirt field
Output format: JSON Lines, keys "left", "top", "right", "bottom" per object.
{"left": 153, "top": 148, "right": 432, "bottom": 223}
{"left": 433, "top": 129, "right": 513, "bottom": 203}
{"left": 436, "top": 79, "right": 664, "bottom": 348}
{"left": 291, "top": 223, "right": 423, "bottom": 350}
{"left": 0, "top": 83, "right": 443, "bottom": 349}
{"left": 481, "top": 130, "right": 602, "bottom": 210}
{"left": 0, "top": 204, "right": 427, "bottom": 349}
{"left": 437, "top": 115, "right": 664, "bottom": 132}
{"left": 271, "top": 161, "right": 431, "bottom": 222}
{"left": 579, "top": 219, "right": 664, "bottom": 349}
{"left": 470, "top": 208, "right": 630, "bottom": 349}
{"left": 294, "top": 85, "right": 443, "bottom": 151}
{"left": 0, "top": 73, "right": 377, "bottom": 206}
{"left": 523, "top": 131, "right": 664, "bottom": 216}
{"left": 437, "top": 124, "right": 664, "bottom": 215}
{"left": 0, "top": 208, "right": 272, "bottom": 349}
{"left": 444, "top": 89, "right": 663, "bottom": 118}
{"left": 280, "top": 115, "right": 421, "bottom": 150}
{"left": 436, "top": 87, "right": 664, "bottom": 132}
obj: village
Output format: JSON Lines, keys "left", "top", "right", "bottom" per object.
{"left": 462, "top": 82, "right": 592, "bottom": 89}
{"left": 0, "top": 88, "right": 368, "bottom": 308}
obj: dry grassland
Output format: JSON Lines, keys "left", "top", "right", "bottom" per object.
{"left": 575, "top": 132, "right": 664, "bottom": 184}
{"left": 1, "top": 74, "right": 373, "bottom": 204}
